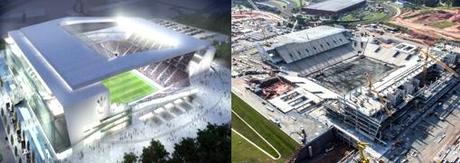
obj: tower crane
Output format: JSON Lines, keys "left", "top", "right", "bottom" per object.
{"left": 365, "top": 73, "right": 392, "bottom": 116}
{"left": 421, "top": 49, "right": 429, "bottom": 85}
{"left": 291, "top": 19, "right": 298, "bottom": 33}
{"left": 357, "top": 141, "right": 369, "bottom": 163}
{"left": 420, "top": 48, "right": 459, "bottom": 79}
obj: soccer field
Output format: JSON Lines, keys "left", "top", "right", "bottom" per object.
{"left": 103, "top": 71, "right": 158, "bottom": 104}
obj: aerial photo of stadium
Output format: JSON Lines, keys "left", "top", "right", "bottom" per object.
{"left": 232, "top": 0, "right": 460, "bottom": 162}
{"left": 0, "top": 1, "right": 231, "bottom": 162}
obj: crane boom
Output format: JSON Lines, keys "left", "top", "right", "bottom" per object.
{"left": 357, "top": 141, "right": 369, "bottom": 163}
{"left": 421, "top": 48, "right": 459, "bottom": 78}
{"left": 291, "top": 20, "right": 298, "bottom": 33}
{"left": 365, "top": 73, "right": 392, "bottom": 115}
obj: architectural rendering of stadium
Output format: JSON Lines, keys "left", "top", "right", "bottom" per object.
{"left": 1, "top": 17, "right": 215, "bottom": 162}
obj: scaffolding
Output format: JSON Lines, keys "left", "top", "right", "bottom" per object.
{"left": 323, "top": 46, "right": 459, "bottom": 145}
{"left": 325, "top": 70, "right": 458, "bottom": 146}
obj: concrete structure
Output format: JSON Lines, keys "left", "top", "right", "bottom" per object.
{"left": 257, "top": 25, "right": 459, "bottom": 158}
{"left": 0, "top": 17, "right": 215, "bottom": 162}
{"left": 259, "top": 26, "right": 350, "bottom": 64}
{"left": 321, "top": 42, "right": 457, "bottom": 157}
{"left": 304, "top": 0, "right": 366, "bottom": 16}
{"left": 268, "top": 87, "right": 314, "bottom": 113}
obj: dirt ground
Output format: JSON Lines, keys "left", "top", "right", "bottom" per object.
{"left": 261, "top": 78, "right": 294, "bottom": 99}
{"left": 392, "top": 8, "right": 460, "bottom": 43}
{"left": 231, "top": 9, "right": 285, "bottom": 23}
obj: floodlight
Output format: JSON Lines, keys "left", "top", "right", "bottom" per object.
{"left": 116, "top": 17, "right": 179, "bottom": 47}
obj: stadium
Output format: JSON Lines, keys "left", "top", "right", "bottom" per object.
{"left": 257, "top": 25, "right": 458, "bottom": 157}
{"left": 0, "top": 17, "right": 215, "bottom": 162}
{"left": 303, "top": 0, "right": 367, "bottom": 16}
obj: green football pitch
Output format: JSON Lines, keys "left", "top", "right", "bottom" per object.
{"left": 103, "top": 71, "right": 158, "bottom": 104}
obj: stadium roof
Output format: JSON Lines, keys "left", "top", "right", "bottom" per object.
{"left": 8, "top": 17, "right": 209, "bottom": 106}
{"left": 268, "top": 25, "right": 347, "bottom": 48}
{"left": 305, "top": 0, "right": 366, "bottom": 12}
{"left": 265, "top": 26, "right": 349, "bottom": 64}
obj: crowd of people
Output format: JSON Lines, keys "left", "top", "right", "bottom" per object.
{"left": 64, "top": 64, "right": 231, "bottom": 163}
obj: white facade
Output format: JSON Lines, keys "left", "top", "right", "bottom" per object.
{"left": 3, "top": 17, "right": 214, "bottom": 161}
{"left": 260, "top": 26, "right": 350, "bottom": 64}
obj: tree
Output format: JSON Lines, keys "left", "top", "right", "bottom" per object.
{"left": 0, "top": 39, "right": 5, "bottom": 50}
{"left": 195, "top": 123, "right": 231, "bottom": 163}
{"left": 295, "top": 15, "right": 306, "bottom": 26}
{"left": 123, "top": 123, "right": 230, "bottom": 163}
{"left": 453, "top": 0, "right": 460, "bottom": 6}
{"left": 443, "top": 0, "right": 454, "bottom": 6}
{"left": 425, "top": 0, "right": 440, "bottom": 6}
{"left": 170, "top": 138, "right": 199, "bottom": 163}
{"left": 141, "top": 140, "right": 169, "bottom": 163}
{"left": 215, "top": 42, "right": 231, "bottom": 63}
{"left": 122, "top": 152, "right": 138, "bottom": 163}
{"left": 169, "top": 123, "right": 231, "bottom": 163}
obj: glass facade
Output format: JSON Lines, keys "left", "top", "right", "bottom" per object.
{"left": 4, "top": 43, "right": 71, "bottom": 155}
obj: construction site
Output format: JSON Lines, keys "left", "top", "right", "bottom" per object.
{"left": 232, "top": 0, "right": 460, "bottom": 162}
{"left": 310, "top": 56, "right": 395, "bottom": 95}
{"left": 233, "top": 15, "right": 460, "bottom": 163}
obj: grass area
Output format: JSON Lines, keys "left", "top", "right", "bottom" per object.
{"left": 215, "top": 42, "right": 231, "bottom": 64}
{"left": 232, "top": 93, "right": 299, "bottom": 162}
{"left": 363, "top": 12, "right": 387, "bottom": 22}
{"left": 270, "top": 0, "right": 288, "bottom": 8}
{"left": 341, "top": 14, "right": 359, "bottom": 22}
{"left": 232, "top": 132, "right": 277, "bottom": 163}
{"left": 430, "top": 20, "right": 455, "bottom": 29}
{"left": 338, "top": 2, "right": 396, "bottom": 25}
{"left": 339, "top": 11, "right": 388, "bottom": 23}
{"left": 103, "top": 71, "right": 157, "bottom": 104}
{"left": 232, "top": 113, "right": 279, "bottom": 157}
{"left": 268, "top": 0, "right": 301, "bottom": 8}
